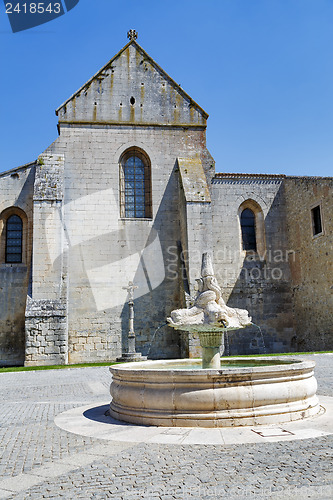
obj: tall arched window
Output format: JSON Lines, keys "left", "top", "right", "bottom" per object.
{"left": 240, "top": 208, "right": 257, "bottom": 251}
{"left": 120, "top": 148, "right": 152, "bottom": 218}
{"left": 6, "top": 214, "right": 23, "bottom": 263}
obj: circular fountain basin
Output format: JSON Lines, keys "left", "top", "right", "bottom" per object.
{"left": 109, "top": 357, "right": 320, "bottom": 427}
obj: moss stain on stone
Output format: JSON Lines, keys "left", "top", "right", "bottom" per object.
{"left": 173, "top": 91, "right": 181, "bottom": 123}
{"left": 190, "top": 105, "right": 195, "bottom": 123}
{"left": 110, "top": 69, "right": 114, "bottom": 95}
{"left": 130, "top": 102, "right": 135, "bottom": 123}
{"left": 72, "top": 97, "right": 76, "bottom": 120}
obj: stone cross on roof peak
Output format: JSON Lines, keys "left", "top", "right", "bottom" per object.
{"left": 127, "top": 29, "right": 138, "bottom": 41}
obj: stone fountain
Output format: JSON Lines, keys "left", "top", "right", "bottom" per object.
{"left": 109, "top": 254, "right": 320, "bottom": 427}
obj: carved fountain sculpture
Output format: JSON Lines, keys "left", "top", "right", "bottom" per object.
{"left": 167, "top": 253, "right": 251, "bottom": 368}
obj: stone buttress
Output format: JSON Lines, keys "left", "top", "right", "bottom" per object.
{"left": 25, "top": 154, "right": 68, "bottom": 366}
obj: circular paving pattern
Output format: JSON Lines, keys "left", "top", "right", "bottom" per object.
{"left": 55, "top": 395, "right": 333, "bottom": 445}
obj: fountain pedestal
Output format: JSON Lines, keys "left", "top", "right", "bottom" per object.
{"left": 199, "top": 331, "right": 224, "bottom": 369}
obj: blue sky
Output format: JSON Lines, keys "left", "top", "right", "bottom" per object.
{"left": 0, "top": 0, "right": 332, "bottom": 176}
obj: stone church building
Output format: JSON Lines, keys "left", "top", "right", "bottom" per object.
{"left": 0, "top": 31, "right": 332, "bottom": 366}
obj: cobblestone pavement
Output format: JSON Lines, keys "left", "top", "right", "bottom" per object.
{"left": 0, "top": 354, "right": 332, "bottom": 499}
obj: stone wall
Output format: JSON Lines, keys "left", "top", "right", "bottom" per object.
{"left": 26, "top": 38, "right": 213, "bottom": 364}
{"left": 25, "top": 298, "right": 68, "bottom": 365}
{"left": 43, "top": 124, "right": 212, "bottom": 363}
{"left": 0, "top": 164, "right": 34, "bottom": 365}
{"left": 285, "top": 176, "right": 333, "bottom": 351}
{"left": 210, "top": 174, "right": 294, "bottom": 355}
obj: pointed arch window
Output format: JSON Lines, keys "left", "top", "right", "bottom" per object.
{"left": 120, "top": 148, "right": 152, "bottom": 218}
{"left": 6, "top": 214, "right": 23, "bottom": 263}
{"left": 240, "top": 208, "right": 257, "bottom": 251}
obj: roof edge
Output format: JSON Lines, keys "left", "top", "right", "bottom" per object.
{"left": 213, "top": 172, "right": 333, "bottom": 180}
{"left": 285, "top": 175, "right": 333, "bottom": 180}
{"left": 214, "top": 172, "right": 285, "bottom": 180}
{"left": 0, "top": 161, "right": 37, "bottom": 178}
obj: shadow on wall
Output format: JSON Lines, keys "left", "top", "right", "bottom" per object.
{"left": 224, "top": 185, "right": 296, "bottom": 355}
{"left": 120, "top": 163, "right": 181, "bottom": 359}
{"left": 0, "top": 168, "right": 35, "bottom": 367}
{"left": 43, "top": 159, "right": 182, "bottom": 362}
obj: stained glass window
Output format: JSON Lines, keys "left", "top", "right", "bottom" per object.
{"left": 240, "top": 208, "right": 257, "bottom": 251}
{"left": 6, "top": 215, "right": 23, "bottom": 263}
{"left": 120, "top": 149, "right": 152, "bottom": 218}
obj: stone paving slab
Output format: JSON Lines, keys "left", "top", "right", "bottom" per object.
{"left": 54, "top": 396, "right": 333, "bottom": 445}
{"left": 0, "top": 356, "right": 332, "bottom": 499}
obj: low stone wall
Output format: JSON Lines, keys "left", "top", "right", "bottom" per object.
{"left": 25, "top": 298, "right": 68, "bottom": 366}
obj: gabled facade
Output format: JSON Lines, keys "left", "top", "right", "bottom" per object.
{"left": 0, "top": 32, "right": 332, "bottom": 366}
{"left": 56, "top": 38, "right": 208, "bottom": 128}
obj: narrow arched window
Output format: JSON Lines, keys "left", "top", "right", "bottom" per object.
{"left": 120, "top": 148, "right": 152, "bottom": 218}
{"left": 6, "top": 214, "right": 23, "bottom": 263}
{"left": 240, "top": 208, "right": 257, "bottom": 251}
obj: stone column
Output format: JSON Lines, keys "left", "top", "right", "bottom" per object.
{"left": 117, "top": 282, "right": 147, "bottom": 362}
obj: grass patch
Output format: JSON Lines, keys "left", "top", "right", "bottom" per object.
{"left": 0, "top": 361, "right": 121, "bottom": 373}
